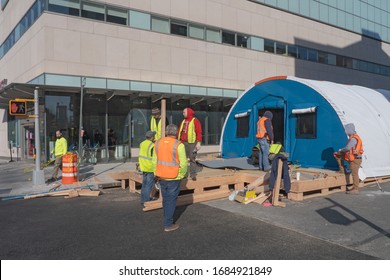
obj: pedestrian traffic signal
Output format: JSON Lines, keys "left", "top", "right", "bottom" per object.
{"left": 9, "top": 100, "right": 27, "bottom": 116}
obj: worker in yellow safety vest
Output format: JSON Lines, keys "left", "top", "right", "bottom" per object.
{"left": 47, "top": 130, "right": 68, "bottom": 182}
{"left": 150, "top": 107, "right": 169, "bottom": 140}
{"left": 139, "top": 130, "right": 157, "bottom": 204}
{"left": 178, "top": 107, "right": 202, "bottom": 180}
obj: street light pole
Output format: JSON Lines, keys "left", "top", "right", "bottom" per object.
{"left": 78, "top": 77, "right": 86, "bottom": 159}
{"left": 32, "top": 86, "right": 45, "bottom": 185}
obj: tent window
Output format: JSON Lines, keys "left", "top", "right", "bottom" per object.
{"left": 236, "top": 116, "right": 249, "bottom": 138}
{"left": 296, "top": 112, "right": 316, "bottom": 138}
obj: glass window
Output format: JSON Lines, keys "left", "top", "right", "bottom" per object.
{"left": 189, "top": 25, "right": 204, "bottom": 40}
{"left": 288, "top": 0, "right": 299, "bottom": 13}
{"left": 345, "top": 13, "right": 353, "bottom": 30}
{"left": 318, "top": 51, "right": 328, "bottom": 64}
{"left": 308, "top": 49, "right": 318, "bottom": 62}
{"left": 319, "top": 3, "right": 328, "bottom": 22}
{"left": 297, "top": 46, "right": 308, "bottom": 60}
{"left": 275, "top": 42, "right": 287, "bottom": 55}
{"left": 206, "top": 28, "right": 221, "bottom": 43}
{"left": 309, "top": 0, "right": 319, "bottom": 19}
{"left": 276, "top": 0, "right": 288, "bottom": 10}
{"left": 236, "top": 116, "right": 249, "bottom": 138}
{"left": 48, "top": 0, "right": 80, "bottom": 16}
{"left": 222, "top": 30, "right": 235, "bottom": 45}
{"left": 151, "top": 17, "right": 169, "bottom": 33}
{"left": 367, "top": 5, "right": 375, "bottom": 22}
{"left": 237, "top": 34, "right": 249, "bottom": 48}
{"left": 328, "top": 6, "right": 337, "bottom": 25}
{"left": 336, "top": 9, "right": 345, "bottom": 28}
{"left": 366, "top": 62, "right": 374, "bottom": 73}
{"left": 129, "top": 10, "right": 150, "bottom": 30}
{"left": 327, "top": 54, "right": 336, "bottom": 65}
{"left": 296, "top": 113, "right": 316, "bottom": 138}
{"left": 353, "top": 15, "right": 361, "bottom": 33}
{"left": 353, "top": 1, "right": 361, "bottom": 16}
{"left": 264, "top": 39, "right": 275, "bottom": 53}
{"left": 361, "top": 2, "right": 368, "bottom": 19}
{"left": 107, "top": 6, "right": 127, "bottom": 25}
{"left": 287, "top": 45, "right": 297, "bottom": 57}
{"left": 171, "top": 21, "right": 187, "bottom": 37}
{"left": 248, "top": 36, "right": 264, "bottom": 51}
{"left": 300, "top": 0, "right": 310, "bottom": 17}
{"left": 81, "top": 1, "right": 105, "bottom": 21}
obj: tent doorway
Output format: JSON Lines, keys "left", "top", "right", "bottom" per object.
{"left": 258, "top": 108, "right": 284, "bottom": 146}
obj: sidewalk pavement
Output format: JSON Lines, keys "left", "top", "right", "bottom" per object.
{"left": 0, "top": 158, "right": 389, "bottom": 259}
{"left": 0, "top": 158, "right": 136, "bottom": 199}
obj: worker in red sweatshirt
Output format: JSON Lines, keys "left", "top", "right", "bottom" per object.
{"left": 177, "top": 108, "right": 203, "bottom": 180}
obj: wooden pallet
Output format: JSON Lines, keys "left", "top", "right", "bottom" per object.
{"left": 110, "top": 168, "right": 268, "bottom": 211}
{"left": 288, "top": 173, "right": 348, "bottom": 201}
{"left": 362, "top": 175, "right": 390, "bottom": 186}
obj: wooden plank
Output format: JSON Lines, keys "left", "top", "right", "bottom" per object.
{"left": 129, "top": 180, "right": 136, "bottom": 192}
{"left": 291, "top": 174, "right": 349, "bottom": 192}
{"left": 121, "top": 179, "right": 126, "bottom": 189}
{"left": 272, "top": 159, "right": 285, "bottom": 207}
{"left": 288, "top": 185, "right": 346, "bottom": 201}
{"left": 77, "top": 189, "right": 100, "bottom": 197}
{"left": 24, "top": 190, "right": 71, "bottom": 199}
{"left": 143, "top": 189, "right": 230, "bottom": 211}
{"left": 65, "top": 190, "right": 79, "bottom": 199}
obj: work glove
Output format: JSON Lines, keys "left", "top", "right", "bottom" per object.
{"left": 196, "top": 142, "right": 201, "bottom": 151}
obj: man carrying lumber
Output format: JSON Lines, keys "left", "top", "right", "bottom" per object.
{"left": 47, "top": 130, "right": 68, "bottom": 183}
{"left": 154, "top": 124, "right": 187, "bottom": 232}
{"left": 139, "top": 130, "right": 156, "bottom": 205}
{"left": 334, "top": 123, "right": 364, "bottom": 194}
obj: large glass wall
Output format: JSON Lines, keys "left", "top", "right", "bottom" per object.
{"left": 250, "top": 0, "right": 390, "bottom": 42}
{"left": 44, "top": 90, "right": 233, "bottom": 162}
{"left": 45, "top": 92, "right": 79, "bottom": 152}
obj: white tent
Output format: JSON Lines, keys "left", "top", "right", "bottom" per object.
{"left": 290, "top": 77, "right": 390, "bottom": 179}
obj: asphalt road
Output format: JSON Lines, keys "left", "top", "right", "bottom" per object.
{"left": 0, "top": 188, "right": 377, "bottom": 260}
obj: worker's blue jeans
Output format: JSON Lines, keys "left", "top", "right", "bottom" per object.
{"left": 160, "top": 179, "right": 181, "bottom": 228}
{"left": 258, "top": 137, "right": 271, "bottom": 171}
{"left": 141, "top": 172, "right": 154, "bottom": 204}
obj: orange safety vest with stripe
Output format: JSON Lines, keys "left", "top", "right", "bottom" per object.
{"left": 256, "top": 117, "right": 272, "bottom": 140}
{"left": 344, "top": 134, "right": 364, "bottom": 161}
{"left": 155, "top": 137, "right": 181, "bottom": 179}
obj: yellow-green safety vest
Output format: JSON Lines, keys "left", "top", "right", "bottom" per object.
{"left": 139, "top": 139, "right": 155, "bottom": 172}
{"left": 150, "top": 116, "right": 162, "bottom": 140}
{"left": 178, "top": 118, "right": 196, "bottom": 143}
{"left": 52, "top": 137, "right": 68, "bottom": 157}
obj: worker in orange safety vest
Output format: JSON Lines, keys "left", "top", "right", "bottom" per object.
{"left": 154, "top": 124, "right": 187, "bottom": 232}
{"left": 256, "top": 111, "right": 274, "bottom": 171}
{"left": 334, "top": 123, "right": 363, "bottom": 194}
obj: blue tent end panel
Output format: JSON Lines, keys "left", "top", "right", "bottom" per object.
{"left": 221, "top": 78, "right": 347, "bottom": 170}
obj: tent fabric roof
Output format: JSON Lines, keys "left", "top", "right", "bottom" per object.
{"left": 288, "top": 76, "right": 390, "bottom": 178}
